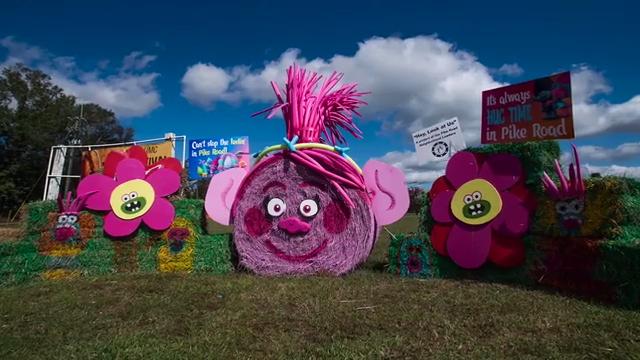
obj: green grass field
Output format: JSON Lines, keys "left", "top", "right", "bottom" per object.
{"left": 1, "top": 214, "right": 639, "bottom": 359}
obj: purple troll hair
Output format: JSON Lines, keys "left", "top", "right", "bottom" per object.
{"left": 252, "top": 65, "right": 369, "bottom": 207}
{"left": 542, "top": 144, "right": 586, "bottom": 200}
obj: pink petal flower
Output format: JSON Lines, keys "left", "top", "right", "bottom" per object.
{"left": 77, "top": 174, "right": 116, "bottom": 211}
{"left": 146, "top": 168, "right": 181, "bottom": 197}
{"left": 115, "top": 158, "right": 146, "bottom": 183}
{"left": 445, "top": 152, "right": 479, "bottom": 188}
{"left": 142, "top": 197, "right": 175, "bottom": 231}
{"left": 478, "top": 154, "right": 522, "bottom": 191}
{"left": 104, "top": 212, "right": 142, "bottom": 237}
{"left": 492, "top": 192, "right": 530, "bottom": 237}
{"left": 431, "top": 190, "right": 454, "bottom": 224}
{"left": 447, "top": 223, "right": 492, "bottom": 269}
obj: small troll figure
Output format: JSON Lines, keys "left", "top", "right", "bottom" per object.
{"left": 542, "top": 144, "right": 586, "bottom": 235}
{"left": 205, "top": 65, "right": 410, "bottom": 275}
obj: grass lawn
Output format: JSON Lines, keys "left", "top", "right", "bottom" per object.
{"left": 1, "top": 213, "right": 639, "bottom": 359}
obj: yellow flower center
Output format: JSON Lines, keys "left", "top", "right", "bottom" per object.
{"left": 450, "top": 179, "right": 502, "bottom": 225}
{"left": 110, "top": 179, "right": 156, "bottom": 220}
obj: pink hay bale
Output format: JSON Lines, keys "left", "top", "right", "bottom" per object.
{"left": 231, "top": 155, "right": 376, "bottom": 276}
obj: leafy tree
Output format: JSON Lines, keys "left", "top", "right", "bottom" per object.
{"left": 0, "top": 64, "right": 134, "bottom": 217}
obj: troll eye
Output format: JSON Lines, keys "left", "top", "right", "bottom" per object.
{"left": 555, "top": 201, "right": 569, "bottom": 214}
{"left": 57, "top": 215, "right": 68, "bottom": 223}
{"left": 463, "top": 195, "right": 473, "bottom": 204}
{"left": 67, "top": 215, "right": 78, "bottom": 224}
{"left": 472, "top": 191, "right": 482, "bottom": 201}
{"left": 299, "top": 199, "right": 319, "bottom": 218}
{"left": 571, "top": 199, "right": 584, "bottom": 213}
{"left": 129, "top": 192, "right": 138, "bottom": 199}
{"left": 266, "top": 198, "right": 286, "bottom": 217}
{"left": 122, "top": 194, "right": 130, "bottom": 202}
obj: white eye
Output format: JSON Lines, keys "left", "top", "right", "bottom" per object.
{"left": 463, "top": 195, "right": 473, "bottom": 204}
{"left": 472, "top": 191, "right": 482, "bottom": 201}
{"left": 121, "top": 194, "right": 130, "bottom": 202}
{"left": 67, "top": 215, "right": 78, "bottom": 223}
{"left": 58, "top": 215, "right": 68, "bottom": 223}
{"left": 299, "top": 199, "right": 319, "bottom": 218}
{"left": 266, "top": 198, "right": 286, "bottom": 217}
{"left": 129, "top": 192, "right": 138, "bottom": 199}
{"left": 555, "top": 201, "right": 569, "bottom": 214}
{"left": 571, "top": 199, "right": 584, "bottom": 213}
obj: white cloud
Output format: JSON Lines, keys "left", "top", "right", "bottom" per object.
{"left": 495, "top": 63, "right": 524, "bottom": 77}
{"left": 121, "top": 51, "right": 157, "bottom": 71}
{"left": 181, "top": 36, "right": 503, "bottom": 145}
{"left": 377, "top": 150, "right": 446, "bottom": 184}
{"left": 583, "top": 164, "right": 640, "bottom": 179}
{"left": 0, "top": 36, "right": 161, "bottom": 118}
{"left": 180, "top": 63, "right": 233, "bottom": 108}
{"left": 180, "top": 35, "right": 640, "bottom": 145}
{"left": 572, "top": 142, "right": 640, "bottom": 162}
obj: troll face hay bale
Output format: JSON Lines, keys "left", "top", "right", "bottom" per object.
{"left": 231, "top": 155, "right": 375, "bottom": 275}
{"left": 205, "top": 65, "right": 410, "bottom": 276}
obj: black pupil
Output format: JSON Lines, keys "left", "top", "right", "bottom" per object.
{"left": 304, "top": 205, "right": 311, "bottom": 213}
{"left": 274, "top": 204, "right": 280, "bottom": 212}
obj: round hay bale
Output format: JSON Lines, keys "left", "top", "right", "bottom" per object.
{"left": 231, "top": 155, "right": 375, "bottom": 275}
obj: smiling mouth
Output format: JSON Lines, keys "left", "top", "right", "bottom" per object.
{"left": 264, "top": 238, "right": 329, "bottom": 262}
{"left": 121, "top": 198, "right": 146, "bottom": 215}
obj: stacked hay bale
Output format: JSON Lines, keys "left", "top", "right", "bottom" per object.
{"left": 419, "top": 141, "right": 640, "bottom": 307}
{"left": 0, "top": 199, "right": 233, "bottom": 286}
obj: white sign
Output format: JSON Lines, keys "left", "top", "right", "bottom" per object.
{"left": 412, "top": 117, "right": 466, "bottom": 163}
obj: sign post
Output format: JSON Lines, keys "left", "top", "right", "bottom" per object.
{"left": 481, "top": 71, "right": 574, "bottom": 144}
{"left": 412, "top": 117, "right": 466, "bottom": 164}
{"left": 188, "top": 136, "right": 250, "bottom": 180}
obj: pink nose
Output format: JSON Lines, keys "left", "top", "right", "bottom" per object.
{"left": 278, "top": 217, "right": 311, "bottom": 235}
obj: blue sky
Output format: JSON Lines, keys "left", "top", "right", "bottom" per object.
{"left": 2, "top": 0, "right": 639, "bottom": 183}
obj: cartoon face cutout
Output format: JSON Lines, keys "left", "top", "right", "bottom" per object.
{"left": 554, "top": 198, "right": 584, "bottom": 232}
{"left": 450, "top": 179, "right": 503, "bottom": 226}
{"left": 230, "top": 156, "right": 376, "bottom": 275}
{"left": 109, "top": 179, "right": 156, "bottom": 220}
{"left": 54, "top": 212, "right": 80, "bottom": 243}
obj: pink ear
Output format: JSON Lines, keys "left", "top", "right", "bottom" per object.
{"left": 363, "top": 160, "right": 410, "bottom": 225}
{"left": 205, "top": 168, "right": 248, "bottom": 225}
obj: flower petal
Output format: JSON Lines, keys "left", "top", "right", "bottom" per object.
{"left": 479, "top": 154, "right": 522, "bottom": 191}
{"left": 103, "top": 151, "right": 127, "bottom": 178}
{"left": 127, "top": 145, "right": 148, "bottom": 165}
{"left": 445, "top": 151, "right": 479, "bottom": 188}
{"left": 142, "top": 198, "right": 175, "bottom": 231}
{"left": 77, "top": 174, "right": 116, "bottom": 211}
{"left": 492, "top": 191, "right": 530, "bottom": 237}
{"left": 447, "top": 223, "right": 491, "bottom": 269}
{"left": 428, "top": 176, "right": 453, "bottom": 200}
{"left": 146, "top": 168, "right": 181, "bottom": 197}
{"left": 431, "top": 223, "right": 451, "bottom": 256}
{"left": 115, "top": 158, "right": 146, "bottom": 183}
{"left": 431, "top": 190, "right": 454, "bottom": 224}
{"left": 153, "top": 157, "right": 183, "bottom": 174}
{"left": 489, "top": 233, "right": 525, "bottom": 268}
{"left": 104, "top": 211, "right": 141, "bottom": 237}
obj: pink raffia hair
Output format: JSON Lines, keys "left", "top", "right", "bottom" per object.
{"left": 57, "top": 191, "right": 93, "bottom": 214}
{"left": 542, "top": 144, "right": 586, "bottom": 200}
{"left": 252, "top": 64, "right": 369, "bottom": 207}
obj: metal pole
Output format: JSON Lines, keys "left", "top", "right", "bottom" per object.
{"left": 42, "top": 146, "right": 56, "bottom": 200}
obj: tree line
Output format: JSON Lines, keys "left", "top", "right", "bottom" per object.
{"left": 0, "top": 64, "right": 134, "bottom": 218}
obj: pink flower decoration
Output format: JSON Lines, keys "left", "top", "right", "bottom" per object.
{"left": 430, "top": 151, "right": 533, "bottom": 269}
{"left": 77, "top": 158, "right": 181, "bottom": 237}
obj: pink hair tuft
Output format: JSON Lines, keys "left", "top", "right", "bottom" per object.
{"left": 252, "top": 64, "right": 367, "bottom": 145}
{"left": 542, "top": 144, "right": 586, "bottom": 200}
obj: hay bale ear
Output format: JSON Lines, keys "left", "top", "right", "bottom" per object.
{"left": 363, "top": 160, "right": 410, "bottom": 225}
{"left": 205, "top": 168, "right": 247, "bottom": 225}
